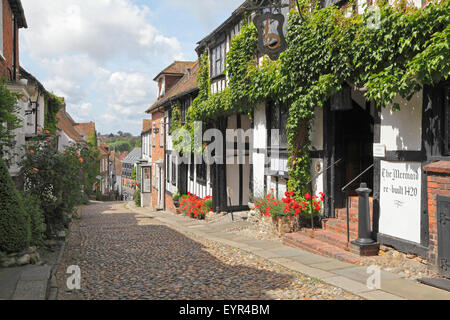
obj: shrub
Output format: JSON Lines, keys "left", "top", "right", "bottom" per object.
{"left": 134, "top": 188, "right": 141, "bottom": 206}
{"left": 0, "top": 157, "right": 31, "bottom": 253}
{"left": 20, "top": 191, "right": 46, "bottom": 246}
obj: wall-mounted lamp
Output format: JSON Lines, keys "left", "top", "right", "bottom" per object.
{"left": 153, "top": 127, "right": 159, "bottom": 134}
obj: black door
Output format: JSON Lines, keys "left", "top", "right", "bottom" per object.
{"left": 324, "top": 98, "right": 374, "bottom": 217}
{"left": 437, "top": 196, "right": 450, "bottom": 278}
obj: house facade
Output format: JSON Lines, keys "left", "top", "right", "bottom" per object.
{"left": 99, "top": 143, "right": 111, "bottom": 195}
{"left": 136, "top": 0, "right": 449, "bottom": 275}
{"left": 121, "top": 147, "right": 142, "bottom": 200}
{"left": 139, "top": 119, "right": 152, "bottom": 207}
{"left": 145, "top": 61, "right": 202, "bottom": 211}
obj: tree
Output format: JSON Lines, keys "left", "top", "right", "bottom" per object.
{"left": 0, "top": 157, "right": 31, "bottom": 253}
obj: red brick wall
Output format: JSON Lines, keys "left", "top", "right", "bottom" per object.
{"left": 0, "top": 0, "right": 18, "bottom": 81}
{"left": 424, "top": 161, "right": 450, "bottom": 266}
{"left": 165, "top": 193, "right": 176, "bottom": 213}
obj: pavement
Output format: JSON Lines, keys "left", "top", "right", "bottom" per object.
{"left": 0, "top": 265, "right": 52, "bottom": 300}
{"left": 129, "top": 203, "right": 450, "bottom": 301}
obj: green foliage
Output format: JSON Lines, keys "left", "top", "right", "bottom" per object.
{"left": 44, "top": 93, "right": 63, "bottom": 133}
{"left": 131, "top": 166, "right": 137, "bottom": 181}
{"left": 20, "top": 191, "right": 46, "bottom": 246}
{"left": 0, "top": 78, "right": 21, "bottom": 162}
{"left": 20, "top": 134, "right": 97, "bottom": 235}
{"left": 134, "top": 188, "right": 141, "bottom": 206}
{"left": 0, "top": 157, "right": 31, "bottom": 253}
{"left": 182, "top": 2, "right": 449, "bottom": 199}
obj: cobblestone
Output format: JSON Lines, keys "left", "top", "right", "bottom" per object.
{"left": 55, "top": 202, "right": 361, "bottom": 300}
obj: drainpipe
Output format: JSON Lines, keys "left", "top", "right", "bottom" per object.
{"left": 12, "top": 16, "right": 17, "bottom": 82}
{"left": 163, "top": 107, "right": 167, "bottom": 211}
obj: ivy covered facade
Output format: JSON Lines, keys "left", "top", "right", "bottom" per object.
{"left": 141, "top": 0, "right": 450, "bottom": 271}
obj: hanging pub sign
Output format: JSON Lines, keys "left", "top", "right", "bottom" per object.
{"left": 247, "top": 0, "right": 289, "bottom": 60}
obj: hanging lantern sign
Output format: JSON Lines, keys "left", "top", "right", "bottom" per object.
{"left": 247, "top": 0, "right": 290, "bottom": 60}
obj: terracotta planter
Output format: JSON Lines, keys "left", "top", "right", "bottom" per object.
{"left": 272, "top": 215, "right": 300, "bottom": 236}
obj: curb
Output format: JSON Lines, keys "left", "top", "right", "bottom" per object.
{"left": 46, "top": 205, "right": 82, "bottom": 300}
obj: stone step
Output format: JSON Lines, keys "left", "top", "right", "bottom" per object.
{"left": 282, "top": 232, "right": 366, "bottom": 265}
{"left": 322, "top": 218, "right": 359, "bottom": 239}
{"left": 336, "top": 208, "right": 373, "bottom": 224}
{"left": 298, "top": 228, "right": 354, "bottom": 250}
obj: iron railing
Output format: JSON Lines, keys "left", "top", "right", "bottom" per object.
{"left": 341, "top": 164, "right": 374, "bottom": 246}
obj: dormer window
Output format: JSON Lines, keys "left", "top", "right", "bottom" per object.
{"left": 158, "top": 77, "right": 165, "bottom": 98}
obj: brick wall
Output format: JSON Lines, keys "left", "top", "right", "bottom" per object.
{"left": 0, "top": 0, "right": 18, "bottom": 81}
{"left": 424, "top": 161, "right": 450, "bottom": 266}
{"left": 165, "top": 193, "right": 176, "bottom": 213}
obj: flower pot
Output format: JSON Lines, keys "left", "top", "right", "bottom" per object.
{"left": 173, "top": 199, "right": 180, "bottom": 208}
{"left": 248, "top": 202, "right": 255, "bottom": 210}
{"left": 272, "top": 215, "right": 300, "bottom": 236}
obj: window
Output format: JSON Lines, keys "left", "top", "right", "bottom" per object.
{"left": 268, "top": 102, "right": 288, "bottom": 150}
{"left": 160, "top": 119, "right": 164, "bottom": 147}
{"left": 197, "top": 163, "right": 207, "bottom": 185}
{"left": 181, "top": 98, "right": 190, "bottom": 125}
{"left": 166, "top": 154, "right": 170, "bottom": 183}
{"left": 210, "top": 43, "right": 225, "bottom": 78}
{"left": 143, "top": 167, "right": 152, "bottom": 193}
{"left": 152, "top": 124, "right": 156, "bottom": 147}
{"left": 171, "top": 157, "right": 177, "bottom": 186}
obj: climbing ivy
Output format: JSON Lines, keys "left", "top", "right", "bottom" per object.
{"left": 178, "top": 1, "right": 450, "bottom": 198}
{"left": 44, "top": 93, "right": 63, "bottom": 134}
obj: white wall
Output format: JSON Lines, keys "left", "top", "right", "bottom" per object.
{"left": 310, "top": 106, "right": 323, "bottom": 151}
{"left": 380, "top": 91, "right": 423, "bottom": 151}
{"left": 253, "top": 103, "right": 267, "bottom": 198}
{"left": 58, "top": 131, "right": 75, "bottom": 152}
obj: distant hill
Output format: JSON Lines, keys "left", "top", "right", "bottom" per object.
{"left": 98, "top": 133, "right": 141, "bottom": 153}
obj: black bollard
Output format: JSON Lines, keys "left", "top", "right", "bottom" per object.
{"left": 350, "top": 183, "right": 379, "bottom": 256}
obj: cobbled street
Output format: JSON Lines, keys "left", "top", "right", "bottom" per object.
{"left": 55, "top": 202, "right": 360, "bottom": 300}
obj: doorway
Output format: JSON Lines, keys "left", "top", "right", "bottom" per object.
{"left": 324, "top": 93, "right": 374, "bottom": 217}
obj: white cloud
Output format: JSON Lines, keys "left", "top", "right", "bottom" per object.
{"left": 21, "top": 0, "right": 183, "bottom": 62}
{"left": 20, "top": 0, "right": 185, "bottom": 135}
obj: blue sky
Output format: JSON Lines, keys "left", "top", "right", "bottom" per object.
{"left": 19, "top": 0, "right": 243, "bottom": 136}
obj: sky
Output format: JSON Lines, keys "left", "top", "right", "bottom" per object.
{"left": 19, "top": 0, "right": 244, "bottom": 136}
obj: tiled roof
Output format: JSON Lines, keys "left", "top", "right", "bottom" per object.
{"left": 147, "top": 60, "right": 199, "bottom": 113}
{"left": 142, "top": 119, "right": 152, "bottom": 134}
{"left": 98, "top": 143, "right": 110, "bottom": 156}
{"left": 8, "top": 0, "right": 27, "bottom": 28}
{"left": 122, "top": 148, "right": 142, "bottom": 165}
{"left": 57, "top": 110, "right": 85, "bottom": 143}
{"left": 114, "top": 156, "right": 123, "bottom": 176}
{"left": 153, "top": 61, "right": 196, "bottom": 81}
{"left": 74, "top": 122, "right": 96, "bottom": 140}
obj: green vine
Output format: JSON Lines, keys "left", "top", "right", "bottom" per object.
{"left": 178, "top": 1, "right": 450, "bottom": 198}
{"left": 44, "top": 93, "right": 63, "bottom": 133}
